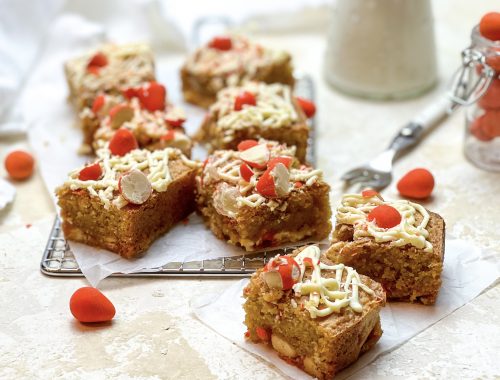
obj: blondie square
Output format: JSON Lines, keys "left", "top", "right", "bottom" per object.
{"left": 181, "top": 35, "right": 294, "bottom": 108}
{"left": 56, "top": 147, "right": 199, "bottom": 259}
{"left": 64, "top": 43, "right": 155, "bottom": 111}
{"left": 79, "top": 82, "right": 191, "bottom": 156}
{"left": 197, "top": 81, "right": 309, "bottom": 162}
{"left": 195, "top": 139, "right": 331, "bottom": 251}
{"left": 325, "top": 192, "right": 445, "bottom": 305}
{"left": 243, "top": 245, "right": 386, "bottom": 379}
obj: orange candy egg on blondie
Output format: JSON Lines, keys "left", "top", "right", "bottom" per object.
{"left": 109, "top": 128, "right": 139, "bottom": 156}
{"left": 78, "top": 162, "right": 102, "bottom": 181}
{"left": 367, "top": 205, "right": 401, "bottom": 229}
{"left": 262, "top": 255, "right": 301, "bottom": 290}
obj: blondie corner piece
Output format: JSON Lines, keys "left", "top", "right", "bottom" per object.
{"left": 243, "top": 245, "right": 386, "bottom": 380}
{"left": 195, "top": 139, "right": 331, "bottom": 251}
{"left": 181, "top": 35, "right": 295, "bottom": 108}
{"left": 197, "top": 81, "right": 309, "bottom": 162}
{"left": 326, "top": 192, "right": 445, "bottom": 305}
{"left": 64, "top": 43, "right": 155, "bottom": 112}
{"left": 80, "top": 82, "right": 191, "bottom": 156}
{"left": 56, "top": 147, "right": 200, "bottom": 259}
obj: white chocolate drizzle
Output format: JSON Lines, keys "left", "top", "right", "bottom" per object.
{"left": 336, "top": 193, "right": 433, "bottom": 252}
{"left": 292, "top": 245, "right": 374, "bottom": 318}
{"left": 209, "top": 82, "right": 298, "bottom": 142}
{"left": 59, "top": 147, "right": 199, "bottom": 209}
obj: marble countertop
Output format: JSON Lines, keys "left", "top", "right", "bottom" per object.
{"left": 1, "top": 0, "right": 499, "bottom": 378}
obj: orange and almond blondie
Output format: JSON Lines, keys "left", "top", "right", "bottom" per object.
{"left": 80, "top": 82, "right": 191, "bottom": 155}
{"left": 195, "top": 139, "right": 331, "bottom": 251}
{"left": 244, "top": 245, "right": 386, "bottom": 379}
{"left": 326, "top": 191, "right": 445, "bottom": 304}
{"left": 197, "top": 81, "right": 309, "bottom": 162}
{"left": 181, "top": 35, "right": 294, "bottom": 108}
{"left": 56, "top": 144, "right": 199, "bottom": 259}
{"left": 64, "top": 43, "right": 155, "bottom": 111}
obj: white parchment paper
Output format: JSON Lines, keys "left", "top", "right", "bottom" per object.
{"left": 192, "top": 239, "right": 500, "bottom": 380}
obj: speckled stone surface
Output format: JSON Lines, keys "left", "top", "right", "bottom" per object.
{"left": 1, "top": 0, "right": 499, "bottom": 378}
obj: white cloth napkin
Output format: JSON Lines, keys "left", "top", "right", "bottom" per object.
{"left": 0, "top": 179, "right": 16, "bottom": 210}
{"left": 0, "top": 0, "right": 63, "bottom": 135}
{"left": 192, "top": 238, "right": 500, "bottom": 380}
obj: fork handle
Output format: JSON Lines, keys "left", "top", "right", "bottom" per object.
{"left": 388, "top": 96, "right": 457, "bottom": 153}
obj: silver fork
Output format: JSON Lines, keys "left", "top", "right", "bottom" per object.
{"left": 341, "top": 45, "right": 497, "bottom": 191}
{"left": 341, "top": 97, "right": 458, "bottom": 191}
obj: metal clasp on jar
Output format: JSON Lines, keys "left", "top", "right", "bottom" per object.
{"left": 449, "top": 47, "right": 496, "bottom": 106}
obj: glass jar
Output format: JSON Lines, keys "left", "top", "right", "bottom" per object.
{"left": 324, "top": 0, "right": 438, "bottom": 100}
{"left": 464, "top": 26, "right": 500, "bottom": 171}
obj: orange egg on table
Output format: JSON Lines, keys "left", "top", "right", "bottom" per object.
{"left": 4, "top": 150, "right": 35, "bottom": 180}
{"left": 69, "top": 287, "right": 115, "bottom": 323}
{"left": 397, "top": 168, "right": 435, "bottom": 199}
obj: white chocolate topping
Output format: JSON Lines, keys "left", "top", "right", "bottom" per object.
{"left": 200, "top": 141, "right": 322, "bottom": 216}
{"left": 209, "top": 82, "right": 298, "bottom": 143}
{"left": 67, "top": 43, "right": 155, "bottom": 101}
{"left": 59, "top": 147, "right": 198, "bottom": 209}
{"left": 92, "top": 97, "right": 189, "bottom": 151}
{"left": 292, "top": 245, "right": 375, "bottom": 318}
{"left": 184, "top": 35, "right": 290, "bottom": 92}
{"left": 336, "top": 193, "right": 433, "bottom": 252}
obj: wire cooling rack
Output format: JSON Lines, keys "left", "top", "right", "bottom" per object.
{"left": 40, "top": 74, "right": 316, "bottom": 278}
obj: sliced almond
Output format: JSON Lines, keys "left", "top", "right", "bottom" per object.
{"left": 171, "top": 132, "right": 191, "bottom": 153}
{"left": 262, "top": 270, "right": 284, "bottom": 290}
{"left": 263, "top": 256, "right": 301, "bottom": 290}
{"left": 110, "top": 105, "right": 134, "bottom": 129}
{"left": 118, "top": 169, "right": 152, "bottom": 205}
{"left": 239, "top": 144, "right": 270, "bottom": 169}
{"left": 271, "top": 334, "right": 297, "bottom": 358}
{"left": 213, "top": 183, "right": 240, "bottom": 218}
{"left": 271, "top": 163, "right": 290, "bottom": 197}
{"left": 303, "top": 357, "right": 321, "bottom": 378}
